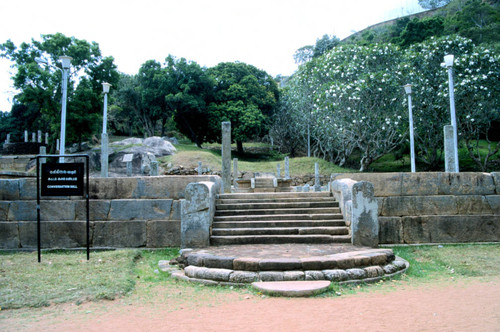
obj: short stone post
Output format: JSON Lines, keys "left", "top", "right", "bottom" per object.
{"left": 32, "top": 132, "right": 36, "bottom": 142}
{"left": 221, "top": 121, "right": 231, "bottom": 193}
{"left": 198, "top": 161, "right": 203, "bottom": 175}
{"left": 181, "top": 181, "right": 218, "bottom": 248}
{"left": 45, "top": 132, "right": 49, "bottom": 145}
{"left": 284, "top": 156, "right": 290, "bottom": 179}
{"left": 351, "top": 181, "right": 379, "bottom": 247}
{"left": 39, "top": 146, "right": 47, "bottom": 174}
{"left": 37, "top": 130, "right": 42, "bottom": 143}
{"left": 314, "top": 162, "right": 321, "bottom": 192}
{"left": 444, "top": 125, "right": 457, "bottom": 173}
{"left": 5, "top": 133, "right": 10, "bottom": 144}
{"left": 233, "top": 158, "right": 238, "bottom": 189}
{"left": 101, "top": 133, "right": 109, "bottom": 177}
{"left": 303, "top": 183, "right": 310, "bottom": 192}
{"left": 277, "top": 163, "right": 281, "bottom": 178}
{"left": 24, "top": 130, "right": 28, "bottom": 143}
{"left": 150, "top": 161, "right": 159, "bottom": 176}
{"left": 126, "top": 162, "right": 132, "bottom": 177}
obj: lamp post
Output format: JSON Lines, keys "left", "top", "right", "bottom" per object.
{"left": 101, "top": 83, "right": 111, "bottom": 177}
{"left": 35, "top": 55, "right": 72, "bottom": 163}
{"left": 443, "top": 54, "right": 459, "bottom": 172}
{"left": 404, "top": 84, "right": 416, "bottom": 173}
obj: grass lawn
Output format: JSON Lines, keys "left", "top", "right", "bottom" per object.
{"left": 1, "top": 244, "right": 499, "bottom": 310}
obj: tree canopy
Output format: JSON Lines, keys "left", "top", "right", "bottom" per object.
{"left": 0, "top": 33, "right": 119, "bottom": 149}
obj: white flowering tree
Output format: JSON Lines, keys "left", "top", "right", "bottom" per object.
{"left": 404, "top": 35, "right": 499, "bottom": 171}
{"left": 288, "top": 44, "right": 407, "bottom": 171}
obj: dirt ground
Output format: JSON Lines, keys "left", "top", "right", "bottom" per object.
{"left": 2, "top": 279, "right": 499, "bottom": 332}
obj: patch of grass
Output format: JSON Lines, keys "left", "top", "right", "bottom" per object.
{"left": 320, "top": 243, "right": 500, "bottom": 297}
{"left": 0, "top": 250, "right": 140, "bottom": 309}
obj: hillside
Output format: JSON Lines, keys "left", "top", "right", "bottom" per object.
{"left": 342, "top": 0, "right": 499, "bottom": 49}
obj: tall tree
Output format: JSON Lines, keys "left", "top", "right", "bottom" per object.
{"left": 164, "top": 55, "right": 214, "bottom": 147}
{"left": 0, "top": 33, "right": 118, "bottom": 149}
{"left": 207, "top": 62, "right": 279, "bottom": 153}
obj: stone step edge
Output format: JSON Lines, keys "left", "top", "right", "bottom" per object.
{"left": 181, "top": 249, "right": 395, "bottom": 271}
{"left": 166, "top": 257, "right": 409, "bottom": 287}
{"left": 252, "top": 280, "right": 331, "bottom": 297}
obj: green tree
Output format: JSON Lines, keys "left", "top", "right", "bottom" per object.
{"left": 418, "top": 0, "right": 451, "bottom": 9}
{"left": 399, "top": 16, "right": 445, "bottom": 47}
{"left": 164, "top": 55, "right": 214, "bottom": 148}
{"left": 0, "top": 33, "right": 118, "bottom": 149}
{"left": 207, "top": 62, "right": 279, "bottom": 153}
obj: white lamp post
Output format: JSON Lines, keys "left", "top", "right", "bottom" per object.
{"left": 101, "top": 82, "right": 111, "bottom": 177}
{"left": 443, "top": 54, "right": 459, "bottom": 172}
{"left": 404, "top": 84, "right": 416, "bottom": 173}
{"left": 35, "top": 55, "right": 73, "bottom": 163}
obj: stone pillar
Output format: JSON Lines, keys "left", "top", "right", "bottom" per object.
{"left": 24, "top": 130, "right": 28, "bottom": 143}
{"left": 181, "top": 181, "right": 219, "bottom": 248}
{"left": 101, "top": 133, "right": 109, "bottom": 178}
{"left": 32, "top": 133, "right": 36, "bottom": 142}
{"left": 351, "top": 181, "right": 379, "bottom": 247}
{"left": 126, "top": 162, "right": 133, "bottom": 177}
{"left": 444, "top": 125, "right": 457, "bottom": 173}
{"left": 150, "top": 161, "right": 158, "bottom": 176}
{"left": 5, "top": 134, "right": 10, "bottom": 144}
{"left": 198, "top": 161, "right": 203, "bottom": 175}
{"left": 284, "top": 156, "right": 290, "bottom": 179}
{"left": 56, "top": 139, "right": 60, "bottom": 153}
{"left": 45, "top": 132, "right": 49, "bottom": 145}
{"left": 221, "top": 121, "right": 231, "bottom": 193}
{"left": 233, "top": 158, "right": 238, "bottom": 188}
{"left": 39, "top": 146, "right": 47, "bottom": 174}
{"left": 314, "top": 162, "right": 321, "bottom": 192}
{"left": 277, "top": 163, "right": 281, "bottom": 178}
{"left": 37, "top": 130, "right": 42, "bottom": 143}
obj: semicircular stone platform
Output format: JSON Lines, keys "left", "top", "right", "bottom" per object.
{"left": 166, "top": 244, "right": 408, "bottom": 286}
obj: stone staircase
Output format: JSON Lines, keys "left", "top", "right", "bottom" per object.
{"left": 211, "top": 192, "right": 351, "bottom": 245}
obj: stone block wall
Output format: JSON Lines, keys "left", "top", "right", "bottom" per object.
{"left": 0, "top": 175, "right": 220, "bottom": 249}
{"left": 332, "top": 172, "right": 500, "bottom": 244}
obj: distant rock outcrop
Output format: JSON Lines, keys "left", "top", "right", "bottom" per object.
{"left": 90, "top": 136, "right": 176, "bottom": 176}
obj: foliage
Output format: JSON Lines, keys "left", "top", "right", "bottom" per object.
{"left": 294, "top": 34, "right": 340, "bottom": 64}
{"left": 0, "top": 33, "right": 119, "bottom": 149}
{"left": 405, "top": 35, "right": 499, "bottom": 170}
{"left": 206, "top": 62, "right": 279, "bottom": 153}
{"left": 399, "top": 16, "right": 445, "bottom": 47}
{"left": 418, "top": 0, "right": 452, "bottom": 9}
{"left": 165, "top": 55, "right": 214, "bottom": 148}
{"left": 281, "top": 35, "right": 499, "bottom": 171}
{"left": 283, "top": 43, "right": 407, "bottom": 171}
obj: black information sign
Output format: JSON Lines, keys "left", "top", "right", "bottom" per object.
{"left": 41, "top": 162, "right": 84, "bottom": 196}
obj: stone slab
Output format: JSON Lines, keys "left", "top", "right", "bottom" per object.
{"left": 0, "top": 222, "right": 19, "bottom": 248}
{"left": 18, "top": 221, "right": 90, "bottom": 248}
{"left": 108, "top": 199, "right": 173, "bottom": 221}
{"left": 378, "top": 217, "right": 403, "bottom": 244}
{"left": 0, "top": 179, "right": 19, "bottom": 200}
{"left": 402, "top": 215, "right": 500, "bottom": 243}
{"left": 146, "top": 220, "right": 181, "bottom": 247}
{"left": 252, "top": 280, "right": 331, "bottom": 297}
{"left": 93, "top": 220, "right": 146, "bottom": 247}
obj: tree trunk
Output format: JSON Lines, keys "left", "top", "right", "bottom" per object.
{"left": 359, "top": 155, "right": 372, "bottom": 172}
{"left": 237, "top": 140, "right": 243, "bottom": 154}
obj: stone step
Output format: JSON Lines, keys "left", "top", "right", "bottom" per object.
{"left": 212, "top": 220, "right": 347, "bottom": 228}
{"left": 211, "top": 226, "right": 349, "bottom": 236}
{"left": 218, "top": 192, "right": 331, "bottom": 200}
{"left": 217, "top": 197, "right": 335, "bottom": 204}
{"left": 252, "top": 280, "right": 331, "bottom": 297}
{"left": 215, "top": 207, "right": 341, "bottom": 216}
{"left": 216, "top": 201, "right": 339, "bottom": 210}
{"left": 213, "top": 214, "right": 344, "bottom": 222}
{"left": 210, "top": 234, "right": 351, "bottom": 245}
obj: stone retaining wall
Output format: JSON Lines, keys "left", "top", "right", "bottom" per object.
{"left": 0, "top": 175, "right": 220, "bottom": 249}
{"left": 331, "top": 172, "right": 500, "bottom": 244}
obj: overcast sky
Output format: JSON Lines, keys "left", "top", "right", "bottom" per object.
{"left": 0, "top": 0, "right": 424, "bottom": 112}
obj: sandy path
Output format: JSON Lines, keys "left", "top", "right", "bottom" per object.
{"left": 2, "top": 279, "right": 500, "bottom": 332}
